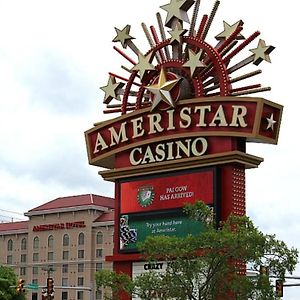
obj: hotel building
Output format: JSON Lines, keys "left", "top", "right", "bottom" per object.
{"left": 0, "top": 194, "right": 115, "bottom": 300}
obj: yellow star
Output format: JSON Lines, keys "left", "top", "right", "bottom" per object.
{"left": 250, "top": 39, "right": 275, "bottom": 66}
{"left": 146, "top": 69, "right": 182, "bottom": 111}
{"left": 168, "top": 23, "right": 187, "bottom": 44}
{"left": 100, "top": 76, "right": 124, "bottom": 104}
{"left": 183, "top": 49, "right": 206, "bottom": 77}
{"left": 112, "top": 25, "right": 135, "bottom": 49}
{"left": 160, "top": 0, "right": 194, "bottom": 28}
{"left": 132, "top": 53, "right": 155, "bottom": 80}
{"left": 215, "top": 20, "right": 244, "bottom": 40}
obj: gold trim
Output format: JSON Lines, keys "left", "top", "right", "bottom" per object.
{"left": 99, "top": 151, "right": 264, "bottom": 181}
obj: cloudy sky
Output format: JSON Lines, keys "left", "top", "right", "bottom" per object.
{"left": 0, "top": 0, "right": 299, "bottom": 297}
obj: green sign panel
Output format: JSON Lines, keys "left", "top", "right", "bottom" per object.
{"left": 25, "top": 283, "right": 39, "bottom": 290}
{"left": 120, "top": 210, "right": 205, "bottom": 251}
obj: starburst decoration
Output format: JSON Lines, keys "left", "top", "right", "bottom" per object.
{"left": 100, "top": 0, "right": 275, "bottom": 114}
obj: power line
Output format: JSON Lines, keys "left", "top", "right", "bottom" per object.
{"left": 0, "top": 208, "right": 24, "bottom": 216}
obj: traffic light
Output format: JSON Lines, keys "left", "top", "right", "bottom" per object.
{"left": 42, "top": 288, "right": 48, "bottom": 300}
{"left": 16, "top": 278, "right": 25, "bottom": 294}
{"left": 47, "top": 277, "right": 54, "bottom": 295}
{"left": 275, "top": 279, "right": 283, "bottom": 297}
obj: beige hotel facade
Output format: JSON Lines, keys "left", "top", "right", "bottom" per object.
{"left": 0, "top": 194, "right": 115, "bottom": 300}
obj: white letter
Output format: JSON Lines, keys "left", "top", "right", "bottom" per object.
{"left": 180, "top": 107, "right": 192, "bottom": 128}
{"left": 191, "top": 138, "right": 208, "bottom": 156}
{"left": 209, "top": 105, "right": 228, "bottom": 127}
{"left": 109, "top": 122, "right": 129, "bottom": 146}
{"left": 93, "top": 132, "right": 108, "bottom": 154}
{"left": 230, "top": 105, "right": 248, "bottom": 127}
{"left": 155, "top": 143, "right": 166, "bottom": 162}
{"left": 167, "top": 109, "right": 175, "bottom": 131}
{"left": 142, "top": 146, "right": 156, "bottom": 164}
{"left": 148, "top": 113, "right": 164, "bottom": 134}
{"left": 131, "top": 116, "right": 145, "bottom": 139}
{"left": 129, "top": 148, "right": 142, "bottom": 166}
{"left": 194, "top": 106, "right": 211, "bottom": 127}
{"left": 175, "top": 139, "right": 191, "bottom": 159}
{"left": 166, "top": 142, "right": 174, "bottom": 160}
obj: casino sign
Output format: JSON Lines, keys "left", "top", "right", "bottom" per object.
{"left": 85, "top": 0, "right": 282, "bottom": 180}
{"left": 84, "top": 0, "right": 282, "bottom": 285}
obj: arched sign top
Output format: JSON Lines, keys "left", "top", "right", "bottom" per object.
{"left": 99, "top": 0, "right": 275, "bottom": 116}
{"left": 86, "top": 0, "right": 282, "bottom": 178}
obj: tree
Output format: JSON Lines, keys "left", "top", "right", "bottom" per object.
{"left": 96, "top": 201, "right": 298, "bottom": 299}
{"left": 0, "top": 265, "right": 26, "bottom": 300}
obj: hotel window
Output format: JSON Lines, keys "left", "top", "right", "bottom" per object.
{"left": 48, "top": 235, "right": 54, "bottom": 248}
{"left": 7, "top": 239, "right": 13, "bottom": 251}
{"left": 48, "top": 252, "right": 54, "bottom": 261}
{"left": 62, "top": 291, "right": 68, "bottom": 300}
{"left": 63, "top": 234, "right": 69, "bottom": 247}
{"left": 96, "top": 249, "right": 103, "bottom": 258}
{"left": 62, "top": 251, "right": 69, "bottom": 260}
{"left": 77, "top": 277, "right": 84, "bottom": 286}
{"left": 33, "top": 253, "right": 39, "bottom": 262}
{"left": 33, "top": 237, "right": 39, "bottom": 249}
{"left": 78, "top": 233, "right": 84, "bottom": 245}
{"left": 21, "top": 238, "right": 27, "bottom": 250}
{"left": 78, "top": 250, "right": 84, "bottom": 259}
{"left": 62, "top": 264, "right": 68, "bottom": 274}
{"left": 96, "top": 263, "right": 103, "bottom": 272}
{"left": 20, "top": 267, "right": 26, "bottom": 276}
{"left": 62, "top": 278, "right": 68, "bottom": 287}
{"left": 78, "top": 263, "right": 84, "bottom": 273}
{"left": 77, "top": 291, "right": 83, "bottom": 300}
{"left": 7, "top": 255, "right": 12, "bottom": 264}
{"left": 33, "top": 266, "right": 38, "bottom": 275}
{"left": 20, "top": 254, "right": 27, "bottom": 263}
{"left": 32, "top": 279, "right": 38, "bottom": 285}
{"left": 96, "top": 232, "right": 103, "bottom": 244}
{"left": 96, "top": 290, "right": 102, "bottom": 300}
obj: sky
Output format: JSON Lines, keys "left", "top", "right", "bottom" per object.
{"left": 0, "top": 0, "right": 299, "bottom": 298}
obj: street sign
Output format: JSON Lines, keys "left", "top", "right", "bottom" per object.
{"left": 25, "top": 283, "right": 39, "bottom": 290}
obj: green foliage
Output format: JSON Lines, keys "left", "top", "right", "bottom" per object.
{"left": 95, "top": 201, "right": 298, "bottom": 300}
{"left": 95, "top": 269, "right": 133, "bottom": 300}
{"left": 0, "top": 265, "right": 25, "bottom": 300}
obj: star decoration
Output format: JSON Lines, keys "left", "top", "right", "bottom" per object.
{"left": 146, "top": 69, "right": 182, "bottom": 111}
{"left": 183, "top": 49, "right": 206, "bottom": 77}
{"left": 215, "top": 20, "right": 244, "bottom": 40}
{"left": 160, "top": 0, "right": 195, "bottom": 28}
{"left": 250, "top": 39, "right": 275, "bottom": 66}
{"left": 100, "top": 76, "right": 125, "bottom": 104}
{"left": 132, "top": 53, "right": 155, "bottom": 80}
{"left": 266, "top": 113, "right": 277, "bottom": 131}
{"left": 168, "top": 23, "right": 187, "bottom": 44}
{"left": 112, "top": 25, "right": 135, "bottom": 49}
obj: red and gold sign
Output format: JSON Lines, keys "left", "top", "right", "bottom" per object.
{"left": 85, "top": 0, "right": 282, "bottom": 283}
{"left": 86, "top": 97, "right": 282, "bottom": 170}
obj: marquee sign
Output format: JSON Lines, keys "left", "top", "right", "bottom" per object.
{"left": 86, "top": 97, "right": 282, "bottom": 170}
{"left": 85, "top": 0, "right": 282, "bottom": 287}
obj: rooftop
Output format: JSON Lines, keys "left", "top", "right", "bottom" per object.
{"left": 0, "top": 221, "right": 28, "bottom": 233}
{"left": 27, "top": 194, "right": 114, "bottom": 214}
